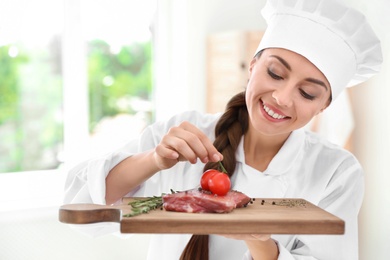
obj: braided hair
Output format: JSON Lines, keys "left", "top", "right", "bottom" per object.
{"left": 203, "top": 91, "right": 248, "bottom": 176}
{"left": 180, "top": 91, "right": 249, "bottom": 260}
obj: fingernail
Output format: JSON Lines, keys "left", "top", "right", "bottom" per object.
{"left": 202, "top": 157, "right": 209, "bottom": 163}
{"left": 172, "top": 152, "right": 179, "bottom": 159}
{"left": 213, "top": 154, "right": 220, "bottom": 162}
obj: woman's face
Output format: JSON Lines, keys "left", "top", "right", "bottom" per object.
{"left": 245, "top": 48, "right": 331, "bottom": 137}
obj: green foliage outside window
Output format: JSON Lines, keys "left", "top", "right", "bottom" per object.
{"left": 0, "top": 41, "right": 63, "bottom": 173}
{"left": 0, "top": 46, "right": 27, "bottom": 125}
{"left": 88, "top": 40, "right": 152, "bottom": 132}
{"left": 0, "top": 40, "right": 153, "bottom": 173}
{"left": 0, "top": 45, "right": 28, "bottom": 172}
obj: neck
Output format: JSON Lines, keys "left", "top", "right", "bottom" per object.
{"left": 244, "top": 128, "right": 291, "bottom": 172}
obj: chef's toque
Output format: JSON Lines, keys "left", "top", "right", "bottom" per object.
{"left": 256, "top": 0, "right": 383, "bottom": 99}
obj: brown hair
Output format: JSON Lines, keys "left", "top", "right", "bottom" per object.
{"left": 179, "top": 91, "right": 248, "bottom": 260}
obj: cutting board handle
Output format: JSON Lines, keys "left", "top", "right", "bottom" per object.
{"left": 59, "top": 204, "right": 121, "bottom": 224}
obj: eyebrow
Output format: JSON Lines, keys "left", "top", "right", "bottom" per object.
{"left": 305, "top": 77, "right": 329, "bottom": 91}
{"left": 270, "top": 55, "right": 291, "bottom": 71}
{"left": 269, "top": 54, "right": 329, "bottom": 91}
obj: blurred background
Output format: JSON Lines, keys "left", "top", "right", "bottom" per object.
{"left": 0, "top": 0, "right": 388, "bottom": 259}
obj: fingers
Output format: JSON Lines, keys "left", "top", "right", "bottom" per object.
{"left": 153, "top": 145, "right": 179, "bottom": 170}
{"left": 250, "top": 234, "right": 271, "bottom": 241}
{"left": 157, "top": 121, "right": 223, "bottom": 165}
{"left": 218, "top": 234, "right": 271, "bottom": 241}
{"left": 155, "top": 142, "right": 180, "bottom": 160}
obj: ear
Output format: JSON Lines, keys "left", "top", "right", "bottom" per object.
{"left": 316, "top": 95, "right": 332, "bottom": 115}
{"left": 248, "top": 58, "right": 257, "bottom": 76}
{"left": 316, "top": 104, "right": 329, "bottom": 115}
{"left": 316, "top": 108, "right": 325, "bottom": 115}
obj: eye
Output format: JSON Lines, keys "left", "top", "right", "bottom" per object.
{"left": 267, "top": 69, "right": 283, "bottom": 80}
{"left": 299, "top": 89, "right": 316, "bottom": 100}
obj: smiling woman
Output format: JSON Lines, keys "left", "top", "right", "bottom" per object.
{"left": 245, "top": 48, "right": 332, "bottom": 141}
{"left": 62, "top": 0, "right": 385, "bottom": 259}
{"left": 1, "top": 0, "right": 389, "bottom": 259}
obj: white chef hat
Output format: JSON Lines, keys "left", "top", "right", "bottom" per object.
{"left": 255, "top": 0, "right": 383, "bottom": 99}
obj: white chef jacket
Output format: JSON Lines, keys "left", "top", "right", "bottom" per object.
{"left": 64, "top": 110, "right": 364, "bottom": 260}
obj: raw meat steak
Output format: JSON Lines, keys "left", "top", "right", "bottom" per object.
{"left": 162, "top": 188, "right": 251, "bottom": 213}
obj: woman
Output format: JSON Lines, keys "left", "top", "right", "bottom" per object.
{"left": 64, "top": 0, "right": 382, "bottom": 259}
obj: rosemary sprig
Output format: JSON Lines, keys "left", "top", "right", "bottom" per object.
{"left": 123, "top": 190, "right": 177, "bottom": 217}
{"left": 123, "top": 196, "right": 163, "bottom": 217}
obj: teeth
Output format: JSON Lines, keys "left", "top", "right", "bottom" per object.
{"left": 263, "top": 104, "right": 287, "bottom": 119}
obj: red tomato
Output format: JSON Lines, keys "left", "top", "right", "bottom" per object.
{"left": 200, "top": 169, "right": 219, "bottom": 190}
{"left": 208, "top": 172, "right": 231, "bottom": 196}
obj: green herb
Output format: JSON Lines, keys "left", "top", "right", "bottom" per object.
{"left": 123, "top": 189, "right": 177, "bottom": 217}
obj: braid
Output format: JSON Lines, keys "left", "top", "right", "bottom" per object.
{"left": 180, "top": 91, "right": 248, "bottom": 260}
{"left": 203, "top": 91, "right": 248, "bottom": 176}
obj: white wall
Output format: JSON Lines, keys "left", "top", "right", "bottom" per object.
{"left": 343, "top": 0, "right": 390, "bottom": 259}
{"left": 153, "top": 0, "right": 265, "bottom": 121}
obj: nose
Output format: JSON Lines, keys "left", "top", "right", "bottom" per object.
{"left": 272, "top": 88, "right": 293, "bottom": 107}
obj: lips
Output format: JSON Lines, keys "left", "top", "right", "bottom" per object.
{"left": 261, "top": 101, "right": 290, "bottom": 121}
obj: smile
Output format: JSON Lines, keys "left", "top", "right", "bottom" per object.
{"left": 262, "top": 103, "right": 288, "bottom": 120}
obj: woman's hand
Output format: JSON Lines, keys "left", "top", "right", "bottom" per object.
{"left": 154, "top": 121, "right": 223, "bottom": 170}
{"left": 219, "top": 234, "right": 279, "bottom": 260}
{"left": 220, "top": 234, "right": 271, "bottom": 241}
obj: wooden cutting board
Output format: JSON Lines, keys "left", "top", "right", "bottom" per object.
{"left": 59, "top": 198, "right": 344, "bottom": 235}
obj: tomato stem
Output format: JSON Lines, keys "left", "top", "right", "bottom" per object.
{"left": 218, "top": 161, "right": 228, "bottom": 174}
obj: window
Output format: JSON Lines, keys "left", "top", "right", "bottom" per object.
{"left": 0, "top": 0, "right": 156, "bottom": 174}
{"left": 82, "top": 0, "right": 155, "bottom": 158}
{"left": 0, "top": 0, "right": 64, "bottom": 173}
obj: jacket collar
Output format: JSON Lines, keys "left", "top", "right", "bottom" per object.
{"left": 236, "top": 128, "right": 305, "bottom": 175}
